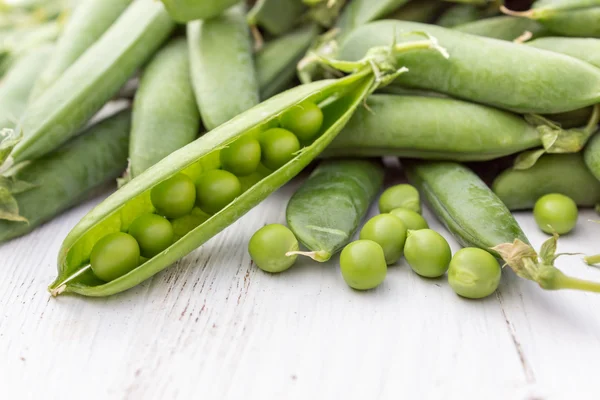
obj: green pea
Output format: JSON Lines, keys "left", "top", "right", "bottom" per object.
{"left": 533, "top": 193, "right": 578, "bottom": 234}
{"left": 404, "top": 229, "right": 451, "bottom": 278}
{"left": 280, "top": 101, "right": 324, "bottom": 142}
{"left": 340, "top": 240, "right": 387, "bottom": 290}
{"left": 248, "top": 224, "right": 298, "bottom": 273}
{"left": 448, "top": 248, "right": 501, "bottom": 299}
{"left": 128, "top": 214, "right": 174, "bottom": 258}
{"left": 90, "top": 232, "right": 140, "bottom": 282}
{"left": 196, "top": 169, "right": 242, "bottom": 214}
{"left": 359, "top": 214, "right": 407, "bottom": 265}
{"left": 390, "top": 208, "right": 429, "bottom": 231}
{"left": 151, "top": 173, "right": 197, "bottom": 218}
{"left": 259, "top": 128, "right": 301, "bottom": 170}
{"left": 379, "top": 184, "right": 421, "bottom": 214}
{"left": 220, "top": 137, "right": 262, "bottom": 176}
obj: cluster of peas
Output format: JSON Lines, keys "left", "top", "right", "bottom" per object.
{"left": 249, "top": 184, "right": 503, "bottom": 299}
{"left": 89, "top": 102, "right": 325, "bottom": 282}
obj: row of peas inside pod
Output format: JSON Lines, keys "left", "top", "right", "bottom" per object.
{"left": 249, "top": 183, "right": 503, "bottom": 300}
{"left": 89, "top": 102, "right": 324, "bottom": 283}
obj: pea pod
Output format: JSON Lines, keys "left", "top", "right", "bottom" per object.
{"left": 336, "top": 0, "right": 410, "bottom": 34}
{"left": 437, "top": 4, "right": 483, "bottom": 27}
{"left": 584, "top": 134, "right": 600, "bottom": 183}
{"left": 30, "top": 0, "right": 133, "bottom": 98}
{"left": 492, "top": 153, "right": 600, "bottom": 210}
{"left": 0, "top": 110, "right": 131, "bottom": 242}
{"left": 526, "top": 37, "right": 600, "bottom": 69}
{"left": 128, "top": 38, "right": 200, "bottom": 179}
{"left": 285, "top": 159, "right": 384, "bottom": 262}
{"left": 188, "top": 5, "right": 259, "bottom": 130}
{"left": 256, "top": 23, "right": 319, "bottom": 100}
{"left": 338, "top": 20, "right": 600, "bottom": 114}
{"left": 247, "top": 0, "right": 306, "bottom": 36}
{"left": 0, "top": 45, "right": 52, "bottom": 131}
{"left": 1, "top": 0, "right": 175, "bottom": 169}
{"left": 454, "top": 16, "right": 548, "bottom": 40}
{"left": 159, "top": 0, "right": 239, "bottom": 22}
{"left": 501, "top": 1, "right": 600, "bottom": 37}
{"left": 326, "top": 94, "right": 541, "bottom": 161}
{"left": 406, "top": 160, "right": 600, "bottom": 293}
{"left": 386, "top": 0, "right": 447, "bottom": 23}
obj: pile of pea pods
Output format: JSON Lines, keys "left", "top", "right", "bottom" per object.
{"left": 1, "top": 0, "right": 600, "bottom": 299}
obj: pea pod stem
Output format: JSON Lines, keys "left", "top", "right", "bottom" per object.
{"left": 585, "top": 254, "right": 600, "bottom": 265}
{"left": 285, "top": 250, "right": 330, "bottom": 262}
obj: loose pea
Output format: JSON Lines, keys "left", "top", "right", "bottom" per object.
{"left": 280, "top": 102, "right": 324, "bottom": 142}
{"left": 340, "top": 240, "right": 387, "bottom": 290}
{"left": 359, "top": 214, "right": 407, "bottom": 265}
{"left": 404, "top": 229, "right": 451, "bottom": 278}
{"left": 533, "top": 193, "right": 578, "bottom": 235}
{"left": 379, "top": 184, "right": 421, "bottom": 214}
{"left": 128, "top": 214, "right": 174, "bottom": 258}
{"left": 390, "top": 208, "right": 429, "bottom": 231}
{"left": 220, "top": 137, "right": 261, "bottom": 176}
{"left": 248, "top": 224, "right": 298, "bottom": 273}
{"left": 448, "top": 248, "right": 501, "bottom": 299}
{"left": 151, "top": 173, "right": 196, "bottom": 218}
{"left": 259, "top": 128, "right": 301, "bottom": 170}
{"left": 196, "top": 169, "right": 242, "bottom": 214}
{"left": 90, "top": 232, "right": 140, "bottom": 282}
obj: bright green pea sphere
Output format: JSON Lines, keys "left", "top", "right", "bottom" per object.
{"left": 151, "top": 173, "right": 196, "bottom": 218}
{"left": 390, "top": 208, "right": 429, "bottom": 231}
{"left": 379, "top": 184, "right": 421, "bottom": 214}
{"left": 533, "top": 193, "right": 578, "bottom": 234}
{"left": 404, "top": 229, "right": 451, "bottom": 278}
{"left": 129, "top": 214, "right": 174, "bottom": 258}
{"left": 359, "top": 214, "right": 407, "bottom": 265}
{"left": 448, "top": 247, "right": 501, "bottom": 299}
{"left": 196, "top": 169, "right": 242, "bottom": 214}
{"left": 91, "top": 232, "right": 140, "bottom": 282}
{"left": 259, "top": 128, "right": 301, "bottom": 170}
{"left": 248, "top": 224, "right": 298, "bottom": 273}
{"left": 280, "top": 102, "right": 324, "bottom": 142}
{"left": 220, "top": 137, "right": 261, "bottom": 176}
{"left": 340, "top": 240, "right": 387, "bottom": 290}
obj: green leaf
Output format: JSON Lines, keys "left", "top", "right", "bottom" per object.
{"left": 539, "top": 233, "right": 558, "bottom": 265}
{"left": 513, "top": 149, "right": 545, "bottom": 170}
{"left": 0, "top": 185, "right": 27, "bottom": 223}
{"left": 0, "top": 128, "right": 21, "bottom": 165}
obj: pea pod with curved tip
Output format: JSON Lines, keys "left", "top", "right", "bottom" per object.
{"left": 285, "top": 159, "right": 384, "bottom": 262}
{"left": 256, "top": 23, "right": 319, "bottom": 100}
{"left": 338, "top": 20, "right": 600, "bottom": 114}
{"left": 454, "top": 16, "right": 548, "bottom": 40}
{"left": 584, "top": 133, "right": 600, "bottom": 182}
{"left": 128, "top": 38, "right": 200, "bottom": 180}
{"left": 29, "top": 0, "right": 133, "bottom": 99}
{"left": 526, "top": 37, "right": 600, "bottom": 69}
{"left": 492, "top": 153, "right": 600, "bottom": 210}
{"left": 1, "top": 0, "right": 175, "bottom": 169}
{"left": 160, "top": 0, "right": 239, "bottom": 22}
{"left": 48, "top": 73, "right": 377, "bottom": 297}
{"left": 247, "top": 0, "right": 307, "bottom": 37}
{"left": 188, "top": 5, "right": 259, "bottom": 131}
{"left": 0, "top": 45, "right": 52, "bottom": 131}
{"left": 0, "top": 110, "right": 131, "bottom": 243}
{"left": 324, "top": 94, "right": 541, "bottom": 161}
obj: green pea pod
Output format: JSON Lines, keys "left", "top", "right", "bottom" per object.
{"left": 437, "top": 4, "right": 483, "bottom": 27}
{"left": 338, "top": 20, "right": 600, "bottom": 114}
{"left": 0, "top": 45, "right": 52, "bottom": 131}
{"left": 30, "top": 0, "right": 133, "bottom": 98}
{"left": 386, "top": 0, "right": 447, "bottom": 23}
{"left": 1, "top": 0, "right": 175, "bottom": 169}
{"left": 188, "top": 5, "right": 260, "bottom": 130}
{"left": 326, "top": 94, "right": 541, "bottom": 161}
{"left": 247, "top": 0, "right": 307, "bottom": 36}
{"left": 160, "top": 0, "right": 239, "bottom": 22}
{"left": 584, "top": 134, "right": 600, "bottom": 183}
{"left": 455, "top": 16, "right": 548, "bottom": 40}
{"left": 256, "top": 23, "right": 319, "bottom": 100}
{"left": 526, "top": 37, "right": 600, "bottom": 69}
{"left": 336, "top": 0, "right": 410, "bottom": 34}
{"left": 501, "top": 1, "right": 600, "bottom": 37}
{"left": 0, "top": 110, "right": 131, "bottom": 242}
{"left": 545, "top": 107, "right": 595, "bottom": 129}
{"left": 128, "top": 38, "right": 200, "bottom": 179}
{"left": 492, "top": 153, "right": 600, "bottom": 210}
{"left": 406, "top": 159, "right": 600, "bottom": 293}
{"left": 286, "top": 159, "right": 384, "bottom": 262}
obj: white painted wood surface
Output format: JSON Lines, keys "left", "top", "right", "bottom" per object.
{"left": 2, "top": 170, "right": 600, "bottom": 400}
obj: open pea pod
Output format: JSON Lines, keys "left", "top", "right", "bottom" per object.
{"left": 49, "top": 75, "right": 383, "bottom": 297}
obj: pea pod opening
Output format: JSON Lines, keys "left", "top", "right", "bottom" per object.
{"left": 285, "top": 159, "right": 384, "bottom": 262}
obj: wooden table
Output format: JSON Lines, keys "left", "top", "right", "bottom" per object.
{"left": 2, "top": 173, "right": 600, "bottom": 400}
